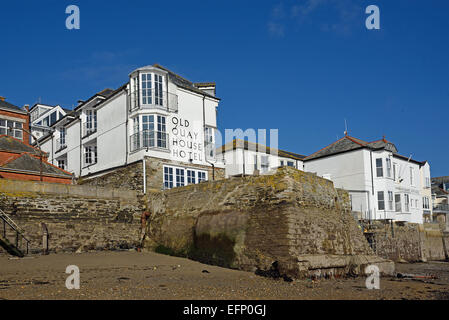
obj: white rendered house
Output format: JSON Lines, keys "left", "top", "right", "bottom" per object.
{"left": 303, "top": 135, "right": 430, "bottom": 224}
{"left": 29, "top": 104, "right": 69, "bottom": 142}
{"left": 38, "top": 64, "right": 224, "bottom": 191}
{"left": 218, "top": 139, "right": 305, "bottom": 178}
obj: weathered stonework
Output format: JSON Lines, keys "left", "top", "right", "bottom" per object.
{"left": 144, "top": 167, "right": 394, "bottom": 279}
{"left": 367, "top": 221, "right": 449, "bottom": 262}
{"left": 81, "top": 157, "right": 225, "bottom": 192}
{"left": 0, "top": 180, "right": 144, "bottom": 255}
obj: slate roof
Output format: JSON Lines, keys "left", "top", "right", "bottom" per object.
{"left": 219, "top": 139, "right": 306, "bottom": 161}
{"left": 153, "top": 64, "right": 219, "bottom": 100}
{"left": 0, "top": 135, "right": 43, "bottom": 156}
{"left": 432, "top": 176, "right": 449, "bottom": 185}
{"left": 304, "top": 136, "right": 422, "bottom": 163}
{"left": 0, "top": 99, "right": 27, "bottom": 114}
{"left": 1, "top": 153, "right": 72, "bottom": 177}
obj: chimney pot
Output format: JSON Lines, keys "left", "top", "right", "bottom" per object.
{"left": 0, "top": 96, "right": 5, "bottom": 102}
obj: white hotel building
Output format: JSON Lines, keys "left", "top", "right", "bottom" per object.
{"left": 37, "top": 64, "right": 224, "bottom": 191}
{"left": 303, "top": 135, "right": 431, "bottom": 224}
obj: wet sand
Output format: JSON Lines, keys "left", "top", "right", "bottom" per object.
{"left": 0, "top": 251, "right": 448, "bottom": 300}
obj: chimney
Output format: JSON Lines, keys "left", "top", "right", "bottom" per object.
{"left": 23, "top": 104, "right": 30, "bottom": 112}
{"left": 0, "top": 96, "right": 5, "bottom": 102}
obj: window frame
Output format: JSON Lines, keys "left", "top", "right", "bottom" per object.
{"left": 376, "top": 158, "right": 383, "bottom": 177}
{"left": 377, "top": 191, "right": 385, "bottom": 211}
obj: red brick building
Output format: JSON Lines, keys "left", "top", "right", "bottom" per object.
{"left": 0, "top": 98, "right": 72, "bottom": 184}
{"left": 0, "top": 97, "right": 30, "bottom": 144}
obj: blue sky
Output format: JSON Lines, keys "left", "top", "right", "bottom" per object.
{"left": 0, "top": 0, "right": 448, "bottom": 176}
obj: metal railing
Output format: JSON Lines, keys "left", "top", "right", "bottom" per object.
{"left": 82, "top": 122, "right": 97, "bottom": 138}
{"left": 130, "top": 130, "right": 169, "bottom": 152}
{"left": 433, "top": 204, "right": 449, "bottom": 213}
{"left": 56, "top": 138, "right": 67, "bottom": 152}
{"left": 0, "top": 208, "right": 30, "bottom": 255}
{"left": 129, "top": 90, "right": 178, "bottom": 113}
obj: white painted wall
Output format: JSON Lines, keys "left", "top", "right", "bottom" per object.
{"left": 303, "top": 148, "right": 425, "bottom": 224}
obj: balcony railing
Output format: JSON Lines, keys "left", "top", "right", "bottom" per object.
{"left": 56, "top": 138, "right": 67, "bottom": 152}
{"left": 82, "top": 122, "right": 97, "bottom": 138}
{"left": 433, "top": 204, "right": 449, "bottom": 213}
{"left": 130, "top": 130, "right": 169, "bottom": 152}
{"left": 129, "top": 90, "right": 178, "bottom": 113}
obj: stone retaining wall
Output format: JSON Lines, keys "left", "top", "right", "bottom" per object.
{"left": 367, "top": 221, "right": 449, "bottom": 262}
{"left": 144, "top": 167, "right": 394, "bottom": 279}
{"left": 0, "top": 180, "right": 144, "bottom": 255}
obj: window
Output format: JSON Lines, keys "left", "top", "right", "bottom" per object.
{"left": 404, "top": 194, "right": 410, "bottom": 212}
{"left": 141, "top": 73, "right": 152, "bottom": 105}
{"left": 280, "top": 161, "right": 284, "bottom": 167}
{"left": 395, "top": 194, "right": 401, "bottom": 212}
{"left": 393, "top": 163, "right": 397, "bottom": 181}
{"left": 60, "top": 127, "right": 66, "bottom": 145}
{"left": 386, "top": 158, "right": 392, "bottom": 178}
{"left": 287, "top": 161, "right": 294, "bottom": 167}
{"left": 425, "top": 177, "right": 431, "bottom": 188}
{"left": 376, "top": 159, "right": 383, "bottom": 177}
{"left": 198, "top": 171, "right": 206, "bottom": 183}
{"left": 410, "top": 167, "right": 414, "bottom": 185}
{"left": 388, "top": 191, "right": 394, "bottom": 210}
{"left": 0, "top": 119, "right": 23, "bottom": 140}
{"left": 176, "top": 168, "right": 185, "bottom": 187}
{"left": 154, "top": 74, "right": 163, "bottom": 106}
{"left": 157, "top": 115, "right": 167, "bottom": 148}
{"left": 58, "top": 159, "right": 66, "bottom": 170}
{"left": 377, "top": 191, "right": 385, "bottom": 211}
{"left": 261, "top": 156, "right": 269, "bottom": 173}
{"left": 142, "top": 115, "right": 155, "bottom": 148}
{"left": 84, "top": 146, "right": 97, "bottom": 166}
{"left": 187, "top": 170, "right": 196, "bottom": 185}
{"left": 205, "top": 127, "right": 215, "bottom": 158}
{"left": 423, "top": 197, "right": 430, "bottom": 209}
{"left": 164, "top": 166, "right": 207, "bottom": 189}
{"left": 164, "top": 167, "right": 173, "bottom": 189}
{"left": 50, "top": 112, "right": 57, "bottom": 126}
{"left": 86, "top": 110, "right": 97, "bottom": 134}
{"left": 254, "top": 155, "right": 258, "bottom": 172}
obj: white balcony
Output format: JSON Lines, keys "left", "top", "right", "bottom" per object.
{"left": 130, "top": 130, "right": 169, "bottom": 152}
{"left": 129, "top": 90, "right": 178, "bottom": 113}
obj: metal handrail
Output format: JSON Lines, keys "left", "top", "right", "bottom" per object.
{"left": 433, "top": 204, "right": 449, "bottom": 212}
{"left": 130, "top": 130, "right": 169, "bottom": 152}
{"left": 0, "top": 208, "right": 30, "bottom": 255}
{"left": 129, "top": 90, "right": 178, "bottom": 113}
{"left": 82, "top": 122, "right": 97, "bottom": 138}
{"left": 56, "top": 138, "right": 67, "bottom": 151}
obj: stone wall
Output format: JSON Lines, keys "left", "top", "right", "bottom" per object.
{"left": 0, "top": 180, "right": 144, "bottom": 255}
{"left": 366, "top": 221, "right": 449, "bottom": 262}
{"left": 144, "top": 167, "right": 394, "bottom": 279}
{"left": 81, "top": 157, "right": 225, "bottom": 192}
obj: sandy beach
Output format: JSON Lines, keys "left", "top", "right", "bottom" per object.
{"left": 0, "top": 251, "right": 448, "bottom": 300}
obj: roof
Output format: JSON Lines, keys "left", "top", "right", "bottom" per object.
{"left": 153, "top": 64, "right": 219, "bottom": 100}
{"left": 0, "top": 153, "right": 72, "bottom": 178}
{"left": 432, "top": 185, "right": 449, "bottom": 197}
{"left": 432, "top": 176, "right": 449, "bottom": 185}
{"left": 304, "top": 135, "right": 423, "bottom": 164}
{"left": 0, "top": 99, "right": 27, "bottom": 115}
{"left": 0, "top": 135, "right": 44, "bottom": 156}
{"left": 219, "top": 139, "right": 306, "bottom": 161}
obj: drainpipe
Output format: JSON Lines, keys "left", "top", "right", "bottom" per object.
{"left": 79, "top": 117, "right": 82, "bottom": 178}
{"left": 143, "top": 157, "right": 146, "bottom": 194}
{"left": 125, "top": 87, "right": 129, "bottom": 166}
{"left": 202, "top": 95, "right": 216, "bottom": 180}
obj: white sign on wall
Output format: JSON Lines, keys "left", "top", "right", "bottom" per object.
{"left": 170, "top": 116, "right": 203, "bottom": 162}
